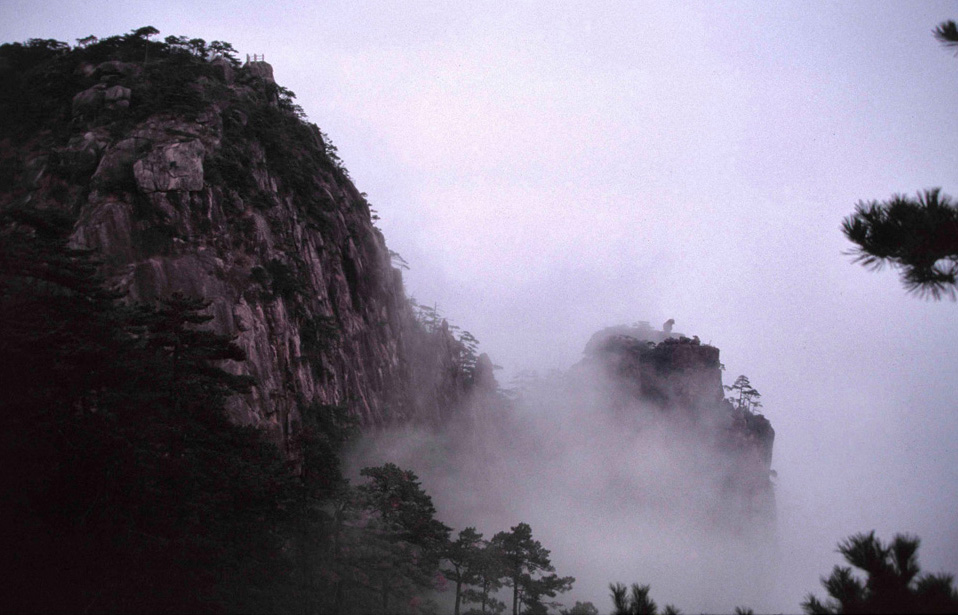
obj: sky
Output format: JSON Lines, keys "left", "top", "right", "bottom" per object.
{"left": 3, "top": 0, "right": 958, "bottom": 611}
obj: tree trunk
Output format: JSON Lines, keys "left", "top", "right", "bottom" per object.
{"left": 331, "top": 505, "right": 344, "bottom": 615}
{"left": 455, "top": 579, "right": 462, "bottom": 615}
{"left": 512, "top": 576, "right": 519, "bottom": 615}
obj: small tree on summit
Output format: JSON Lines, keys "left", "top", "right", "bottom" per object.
{"left": 131, "top": 25, "right": 159, "bottom": 40}
{"left": 725, "top": 374, "right": 763, "bottom": 414}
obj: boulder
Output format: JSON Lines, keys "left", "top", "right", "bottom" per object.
{"left": 93, "top": 60, "right": 141, "bottom": 79}
{"left": 210, "top": 57, "right": 235, "bottom": 84}
{"left": 246, "top": 61, "right": 275, "bottom": 84}
{"left": 103, "top": 85, "right": 132, "bottom": 112}
{"left": 104, "top": 85, "right": 131, "bottom": 103}
{"left": 71, "top": 84, "right": 106, "bottom": 117}
{"left": 133, "top": 140, "right": 206, "bottom": 192}
{"left": 92, "top": 137, "right": 149, "bottom": 190}
{"left": 60, "top": 130, "right": 109, "bottom": 175}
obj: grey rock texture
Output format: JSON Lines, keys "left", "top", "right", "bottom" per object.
{"left": 245, "top": 60, "right": 274, "bottom": 84}
{"left": 1, "top": 56, "right": 475, "bottom": 453}
{"left": 133, "top": 139, "right": 205, "bottom": 192}
{"left": 579, "top": 330, "right": 776, "bottom": 526}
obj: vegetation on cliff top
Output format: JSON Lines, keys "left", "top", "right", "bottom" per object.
{"left": 0, "top": 26, "right": 351, "bottom": 215}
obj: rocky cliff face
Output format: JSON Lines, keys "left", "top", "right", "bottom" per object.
{"left": 578, "top": 324, "right": 776, "bottom": 526}
{"left": 0, "top": 39, "right": 774, "bottom": 528}
{"left": 0, "top": 38, "right": 474, "bottom": 451}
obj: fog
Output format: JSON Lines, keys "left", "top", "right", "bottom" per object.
{"left": 347, "top": 355, "right": 782, "bottom": 613}
{"left": 4, "top": 1, "right": 958, "bottom": 612}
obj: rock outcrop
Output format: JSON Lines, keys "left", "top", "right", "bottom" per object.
{"left": 578, "top": 323, "right": 776, "bottom": 527}
{"left": 0, "top": 41, "right": 476, "bottom": 452}
{"left": 0, "top": 39, "right": 773, "bottom": 532}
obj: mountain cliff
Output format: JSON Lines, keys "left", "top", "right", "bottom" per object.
{"left": 0, "top": 34, "right": 773, "bottom": 516}
{"left": 0, "top": 34, "right": 477, "bottom": 452}
{"left": 578, "top": 324, "right": 775, "bottom": 526}
{"left": 0, "top": 30, "right": 777, "bottom": 614}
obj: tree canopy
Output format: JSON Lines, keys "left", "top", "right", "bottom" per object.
{"left": 842, "top": 189, "right": 958, "bottom": 300}
{"left": 724, "top": 374, "right": 763, "bottom": 414}
{"left": 802, "top": 531, "right": 958, "bottom": 614}
{"left": 492, "top": 522, "right": 574, "bottom": 615}
{"left": 609, "top": 583, "right": 681, "bottom": 615}
{"left": 841, "top": 21, "right": 958, "bottom": 301}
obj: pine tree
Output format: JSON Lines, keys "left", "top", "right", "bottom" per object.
{"left": 461, "top": 540, "right": 508, "bottom": 615}
{"left": 355, "top": 463, "right": 451, "bottom": 614}
{"left": 841, "top": 22, "right": 958, "bottom": 300}
{"left": 843, "top": 189, "right": 958, "bottom": 299}
{"left": 724, "top": 374, "right": 763, "bottom": 414}
{"left": 492, "top": 523, "right": 573, "bottom": 615}
{"left": 802, "top": 531, "right": 958, "bottom": 614}
{"left": 444, "top": 527, "right": 486, "bottom": 615}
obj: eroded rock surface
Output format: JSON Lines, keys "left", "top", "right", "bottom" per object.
{"left": 0, "top": 55, "right": 475, "bottom": 453}
{"left": 577, "top": 327, "right": 776, "bottom": 527}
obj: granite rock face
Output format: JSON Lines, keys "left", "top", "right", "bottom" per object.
{"left": 579, "top": 324, "right": 776, "bottom": 527}
{"left": 0, "top": 41, "right": 773, "bottom": 533}
{"left": 133, "top": 139, "right": 205, "bottom": 192}
{"left": 0, "top": 51, "right": 474, "bottom": 452}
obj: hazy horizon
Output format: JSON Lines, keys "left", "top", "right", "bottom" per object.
{"left": 3, "top": 1, "right": 957, "bottom": 612}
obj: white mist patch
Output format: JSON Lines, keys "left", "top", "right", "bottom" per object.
{"left": 346, "top": 366, "right": 780, "bottom": 614}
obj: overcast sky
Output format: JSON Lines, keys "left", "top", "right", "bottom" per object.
{"left": 3, "top": 1, "right": 957, "bottom": 611}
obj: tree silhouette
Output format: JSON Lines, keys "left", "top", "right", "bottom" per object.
{"left": 520, "top": 572, "right": 575, "bottom": 614}
{"left": 841, "top": 21, "right": 958, "bottom": 300}
{"left": 610, "top": 583, "right": 657, "bottom": 615}
{"left": 609, "top": 583, "right": 681, "bottom": 615}
{"left": 802, "top": 531, "right": 958, "bottom": 614}
{"left": 934, "top": 19, "right": 958, "bottom": 50}
{"left": 356, "top": 463, "right": 451, "bottom": 614}
{"left": 444, "top": 527, "right": 486, "bottom": 615}
{"left": 560, "top": 601, "right": 600, "bottom": 615}
{"left": 461, "top": 540, "right": 507, "bottom": 615}
{"left": 492, "top": 523, "right": 572, "bottom": 615}
{"left": 842, "top": 189, "right": 958, "bottom": 299}
{"left": 145, "top": 292, "right": 252, "bottom": 417}
{"left": 724, "top": 374, "right": 763, "bottom": 414}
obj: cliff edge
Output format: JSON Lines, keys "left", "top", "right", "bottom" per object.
{"left": 0, "top": 35, "right": 475, "bottom": 451}
{"left": 578, "top": 323, "right": 775, "bottom": 527}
